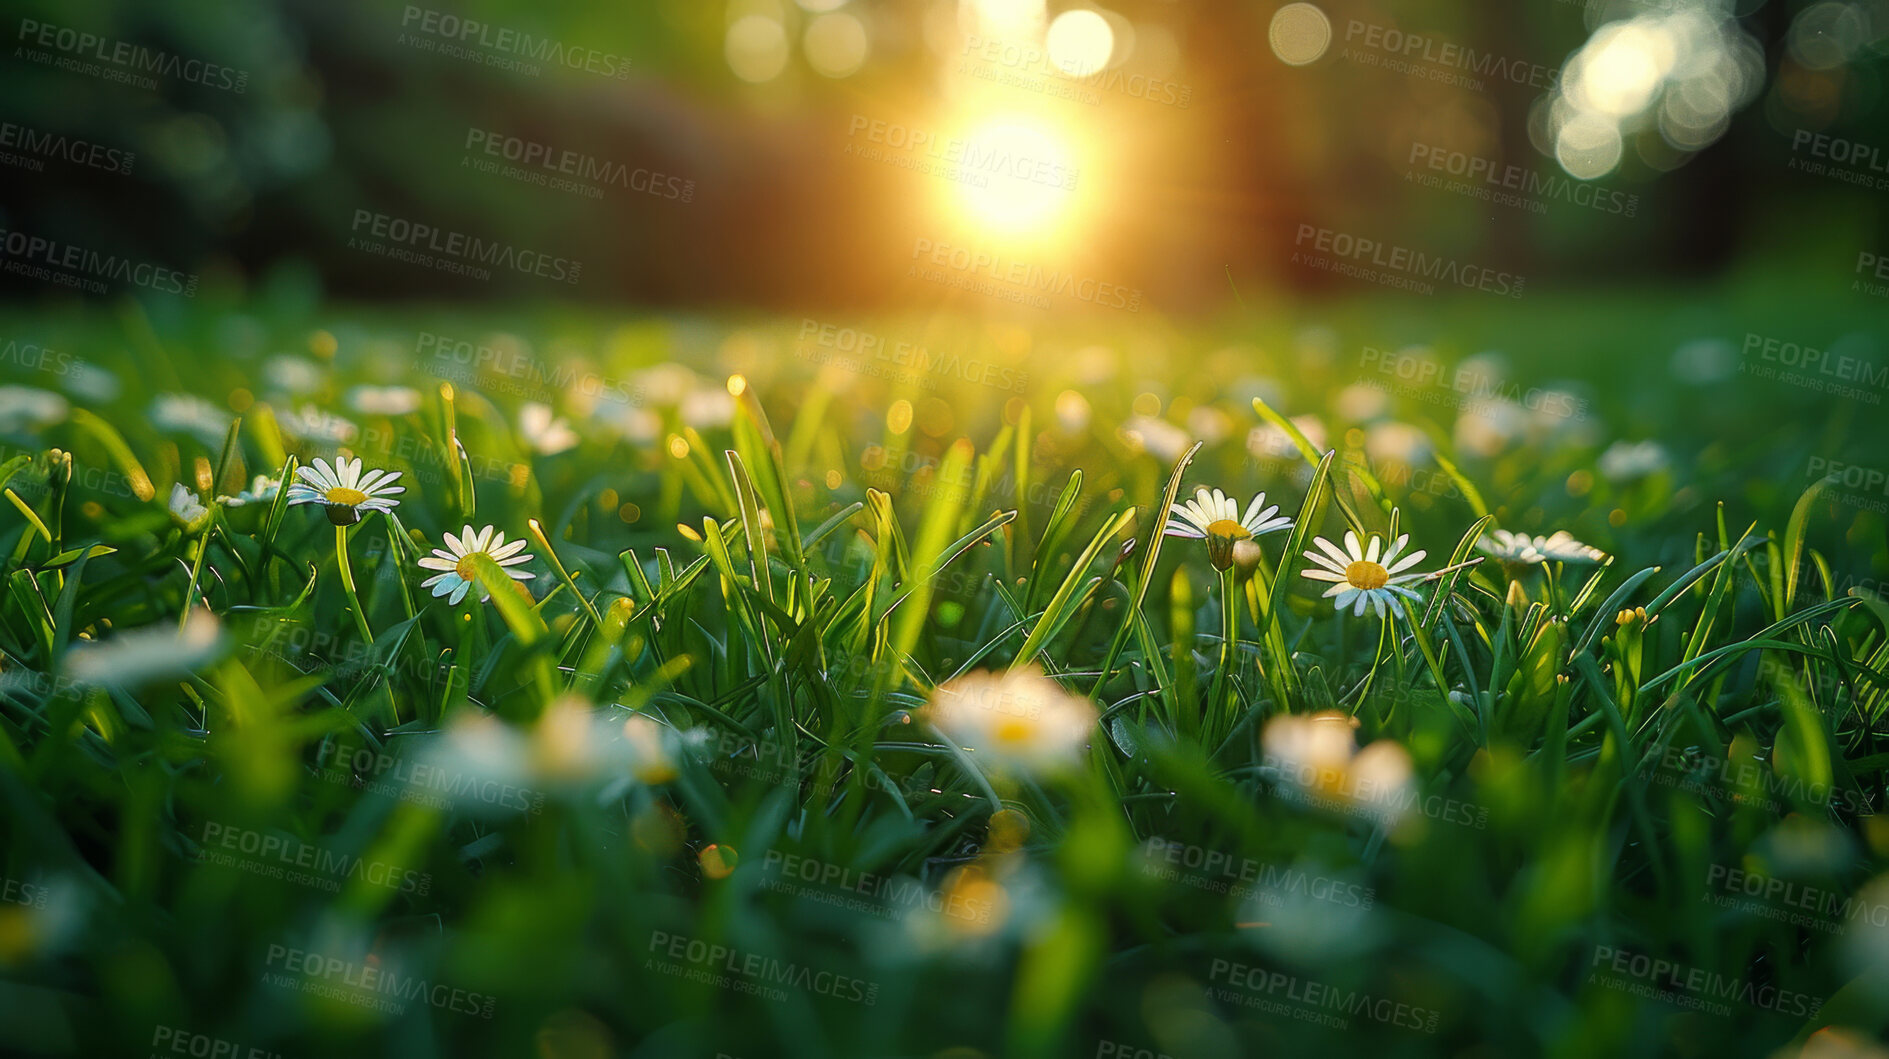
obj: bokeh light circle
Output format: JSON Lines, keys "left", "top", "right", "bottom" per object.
{"left": 726, "top": 15, "right": 790, "bottom": 83}
{"left": 1046, "top": 10, "right": 1114, "bottom": 76}
{"left": 1269, "top": 3, "right": 1333, "bottom": 66}
{"left": 805, "top": 12, "right": 870, "bottom": 78}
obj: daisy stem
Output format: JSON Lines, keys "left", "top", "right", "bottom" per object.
{"left": 1215, "top": 564, "right": 1239, "bottom": 723}
{"left": 334, "top": 524, "right": 376, "bottom": 648}
{"left": 178, "top": 529, "right": 210, "bottom": 631}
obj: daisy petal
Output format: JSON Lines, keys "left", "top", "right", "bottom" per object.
{"left": 1314, "top": 537, "right": 1351, "bottom": 568}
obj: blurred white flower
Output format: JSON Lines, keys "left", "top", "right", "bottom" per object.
{"left": 346, "top": 385, "right": 422, "bottom": 416}
{"left": 167, "top": 483, "right": 210, "bottom": 534}
{"left": 518, "top": 402, "right": 580, "bottom": 456}
{"left": 279, "top": 404, "right": 360, "bottom": 445}
{"left": 1526, "top": 386, "right": 1590, "bottom": 437}
{"left": 1262, "top": 710, "right": 1415, "bottom": 827}
{"left": 218, "top": 475, "right": 282, "bottom": 508}
{"left": 637, "top": 364, "right": 697, "bottom": 405}
{"left": 1453, "top": 399, "right": 1530, "bottom": 458}
{"left": 1364, "top": 421, "right": 1430, "bottom": 466}
{"left": 263, "top": 355, "right": 325, "bottom": 395}
{"left": 1455, "top": 350, "right": 1511, "bottom": 390}
{"left": 1477, "top": 529, "right": 1607, "bottom": 564}
{"left": 1185, "top": 404, "right": 1233, "bottom": 446}
{"left": 1599, "top": 439, "right": 1669, "bottom": 481}
{"left": 531, "top": 695, "right": 604, "bottom": 780}
{"left": 66, "top": 607, "right": 223, "bottom": 687}
{"left": 63, "top": 362, "right": 119, "bottom": 403}
{"left": 927, "top": 667, "right": 1097, "bottom": 776}
{"left": 150, "top": 394, "right": 229, "bottom": 445}
{"left": 0, "top": 386, "right": 69, "bottom": 434}
{"left": 679, "top": 388, "right": 735, "bottom": 430}
{"left": 622, "top": 714, "right": 678, "bottom": 784}
{"left": 423, "top": 713, "right": 537, "bottom": 814}
{"left": 1120, "top": 415, "right": 1192, "bottom": 463}
{"left": 594, "top": 399, "right": 661, "bottom": 444}
{"left": 1246, "top": 415, "right": 1326, "bottom": 465}
{"left": 1054, "top": 390, "right": 1091, "bottom": 434}
{"left": 1335, "top": 382, "right": 1391, "bottom": 423}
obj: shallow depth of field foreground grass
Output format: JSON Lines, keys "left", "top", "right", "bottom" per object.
{"left": 2, "top": 290, "right": 1889, "bottom": 1059}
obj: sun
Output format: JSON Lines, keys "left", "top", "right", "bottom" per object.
{"left": 945, "top": 119, "right": 1081, "bottom": 242}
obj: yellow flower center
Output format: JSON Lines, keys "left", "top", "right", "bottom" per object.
{"left": 992, "top": 717, "right": 1037, "bottom": 746}
{"left": 1345, "top": 560, "right": 1390, "bottom": 590}
{"left": 455, "top": 554, "right": 484, "bottom": 581}
{"left": 1206, "top": 518, "right": 1251, "bottom": 541}
{"left": 324, "top": 486, "right": 368, "bottom": 506}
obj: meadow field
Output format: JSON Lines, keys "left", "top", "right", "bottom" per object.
{"left": 1, "top": 278, "right": 1887, "bottom": 1058}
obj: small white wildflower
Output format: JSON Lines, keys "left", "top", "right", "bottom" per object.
{"left": 415, "top": 524, "right": 535, "bottom": 606}
{"left": 286, "top": 457, "right": 403, "bottom": 525}
{"left": 518, "top": 402, "right": 580, "bottom": 456}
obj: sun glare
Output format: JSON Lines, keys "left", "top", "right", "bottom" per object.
{"left": 946, "top": 119, "right": 1081, "bottom": 241}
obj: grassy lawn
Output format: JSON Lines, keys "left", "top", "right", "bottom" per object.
{"left": 1, "top": 287, "right": 1887, "bottom": 1058}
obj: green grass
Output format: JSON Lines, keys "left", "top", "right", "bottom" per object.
{"left": 1, "top": 289, "right": 1887, "bottom": 1058}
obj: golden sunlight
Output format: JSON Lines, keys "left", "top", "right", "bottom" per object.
{"left": 944, "top": 118, "right": 1083, "bottom": 241}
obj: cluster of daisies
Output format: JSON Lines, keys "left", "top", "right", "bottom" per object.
{"left": 155, "top": 454, "right": 1607, "bottom": 782}
{"left": 1163, "top": 487, "right": 1607, "bottom": 620}
{"left": 926, "top": 490, "right": 1609, "bottom": 777}
{"left": 167, "top": 457, "right": 535, "bottom": 607}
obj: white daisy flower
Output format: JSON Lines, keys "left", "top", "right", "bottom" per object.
{"left": 218, "top": 475, "right": 282, "bottom": 508}
{"left": 926, "top": 667, "right": 1097, "bottom": 776}
{"left": 286, "top": 457, "right": 403, "bottom": 526}
{"left": 1476, "top": 529, "right": 1607, "bottom": 565}
{"left": 416, "top": 524, "right": 535, "bottom": 605}
{"left": 518, "top": 402, "right": 580, "bottom": 456}
{"left": 346, "top": 385, "right": 422, "bottom": 417}
{"left": 1300, "top": 530, "right": 1429, "bottom": 619}
{"left": 0, "top": 386, "right": 70, "bottom": 434}
{"left": 1165, "top": 487, "right": 1294, "bottom": 570}
{"left": 167, "top": 483, "right": 210, "bottom": 534}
